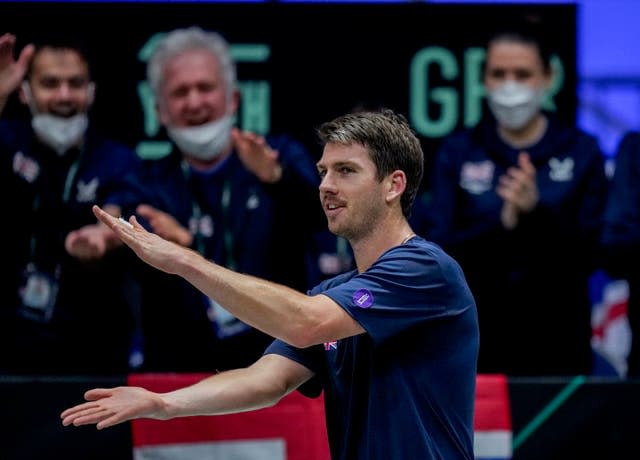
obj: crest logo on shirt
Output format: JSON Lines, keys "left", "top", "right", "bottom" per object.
{"left": 199, "top": 214, "right": 214, "bottom": 237}
{"left": 246, "top": 193, "right": 260, "bottom": 210}
{"left": 76, "top": 178, "right": 99, "bottom": 202}
{"left": 460, "top": 160, "right": 495, "bottom": 195}
{"left": 12, "top": 151, "right": 40, "bottom": 183}
{"left": 324, "top": 341, "right": 338, "bottom": 351}
{"left": 352, "top": 289, "right": 374, "bottom": 308}
{"left": 548, "top": 157, "right": 574, "bottom": 182}
{"left": 189, "top": 214, "right": 214, "bottom": 238}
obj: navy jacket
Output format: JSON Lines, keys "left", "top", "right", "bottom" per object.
{"left": 427, "top": 115, "right": 608, "bottom": 375}
{"left": 133, "top": 134, "right": 324, "bottom": 372}
{"left": 0, "top": 120, "right": 144, "bottom": 374}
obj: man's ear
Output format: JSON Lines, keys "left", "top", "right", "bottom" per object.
{"left": 386, "top": 170, "right": 407, "bottom": 204}
{"left": 156, "top": 100, "right": 168, "bottom": 126}
{"left": 18, "top": 80, "right": 30, "bottom": 106}
{"left": 87, "top": 82, "right": 96, "bottom": 107}
{"left": 230, "top": 87, "right": 241, "bottom": 114}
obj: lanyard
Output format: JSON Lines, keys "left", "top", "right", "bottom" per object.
{"left": 182, "top": 161, "right": 236, "bottom": 270}
{"left": 62, "top": 154, "right": 82, "bottom": 203}
{"left": 220, "top": 178, "right": 237, "bottom": 270}
{"left": 29, "top": 148, "right": 84, "bottom": 267}
{"left": 181, "top": 160, "right": 205, "bottom": 254}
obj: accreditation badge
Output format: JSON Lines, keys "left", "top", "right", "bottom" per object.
{"left": 206, "top": 296, "right": 251, "bottom": 339}
{"left": 17, "top": 263, "right": 60, "bottom": 323}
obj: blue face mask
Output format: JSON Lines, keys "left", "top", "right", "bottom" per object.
{"left": 167, "top": 115, "right": 234, "bottom": 161}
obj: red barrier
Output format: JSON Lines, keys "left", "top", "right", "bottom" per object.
{"left": 129, "top": 373, "right": 511, "bottom": 459}
{"left": 129, "top": 373, "right": 331, "bottom": 459}
{"left": 474, "top": 374, "right": 513, "bottom": 459}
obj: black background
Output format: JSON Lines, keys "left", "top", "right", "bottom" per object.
{"left": 2, "top": 2, "right": 577, "bottom": 184}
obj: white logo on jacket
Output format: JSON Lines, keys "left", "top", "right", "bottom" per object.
{"left": 12, "top": 151, "right": 40, "bottom": 183}
{"left": 460, "top": 161, "right": 495, "bottom": 194}
{"left": 548, "top": 157, "right": 574, "bottom": 182}
{"left": 76, "top": 178, "right": 99, "bottom": 203}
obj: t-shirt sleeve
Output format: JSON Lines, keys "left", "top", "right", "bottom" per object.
{"left": 321, "top": 241, "right": 473, "bottom": 344}
{"left": 263, "top": 339, "right": 325, "bottom": 398}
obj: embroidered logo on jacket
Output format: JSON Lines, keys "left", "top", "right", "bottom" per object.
{"left": 189, "top": 214, "right": 214, "bottom": 238}
{"left": 460, "top": 160, "right": 494, "bottom": 194}
{"left": 246, "top": 193, "right": 260, "bottom": 210}
{"left": 324, "top": 341, "right": 338, "bottom": 351}
{"left": 13, "top": 151, "right": 40, "bottom": 183}
{"left": 76, "top": 178, "right": 99, "bottom": 202}
{"left": 548, "top": 157, "right": 574, "bottom": 182}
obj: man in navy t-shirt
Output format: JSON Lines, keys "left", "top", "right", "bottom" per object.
{"left": 62, "top": 109, "right": 479, "bottom": 460}
{"left": 268, "top": 237, "right": 478, "bottom": 459}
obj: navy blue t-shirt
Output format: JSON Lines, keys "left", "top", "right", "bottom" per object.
{"left": 265, "top": 236, "right": 479, "bottom": 460}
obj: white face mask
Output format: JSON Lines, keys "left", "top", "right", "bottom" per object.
{"left": 31, "top": 113, "right": 88, "bottom": 155}
{"left": 487, "top": 81, "right": 545, "bottom": 130}
{"left": 167, "top": 115, "right": 234, "bottom": 161}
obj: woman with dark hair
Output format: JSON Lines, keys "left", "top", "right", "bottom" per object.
{"left": 426, "top": 18, "right": 609, "bottom": 376}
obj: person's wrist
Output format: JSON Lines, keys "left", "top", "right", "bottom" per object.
{"left": 501, "top": 207, "right": 518, "bottom": 230}
{"left": 260, "top": 163, "right": 283, "bottom": 184}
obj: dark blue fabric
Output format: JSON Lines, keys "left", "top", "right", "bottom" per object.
{"left": 138, "top": 134, "right": 321, "bottom": 288}
{"left": 601, "top": 132, "right": 640, "bottom": 376}
{"left": 602, "top": 132, "right": 640, "bottom": 255}
{"left": 266, "top": 237, "right": 479, "bottom": 460}
{"left": 134, "top": 134, "right": 324, "bottom": 372}
{"left": 0, "top": 120, "right": 143, "bottom": 374}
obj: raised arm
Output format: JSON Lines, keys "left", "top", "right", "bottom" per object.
{"left": 61, "top": 354, "right": 313, "bottom": 430}
{"left": 92, "top": 205, "right": 364, "bottom": 347}
{"left": 0, "top": 33, "right": 34, "bottom": 115}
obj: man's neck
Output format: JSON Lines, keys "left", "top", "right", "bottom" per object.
{"left": 350, "top": 216, "right": 414, "bottom": 273}
{"left": 183, "top": 149, "right": 232, "bottom": 173}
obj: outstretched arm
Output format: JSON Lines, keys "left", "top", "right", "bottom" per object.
{"left": 61, "top": 354, "right": 313, "bottom": 430}
{"left": 92, "top": 205, "right": 364, "bottom": 347}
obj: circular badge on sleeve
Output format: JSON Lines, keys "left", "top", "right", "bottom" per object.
{"left": 352, "top": 289, "right": 374, "bottom": 308}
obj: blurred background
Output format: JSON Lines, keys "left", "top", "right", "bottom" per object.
{"left": 2, "top": 2, "right": 639, "bottom": 459}
{"left": 426, "top": 0, "right": 640, "bottom": 163}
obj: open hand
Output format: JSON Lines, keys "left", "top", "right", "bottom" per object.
{"left": 136, "top": 204, "right": 193, "bottom": 247}
{"left": 497, "top": 152, "right": 539, "bottom": 229}
{"left": 92, "top": 205, "right": 192, "bottom": 276}
{"left": 0, "top": 33, "right": 34, "bottom": 103}
{"left": 61, "top": 386, "right": 167, "bottom": 430}
{"left": 231, "top": 127, "right": 282, "bottom": 183}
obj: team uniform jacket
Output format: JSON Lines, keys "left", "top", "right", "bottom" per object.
{"left": 135, "top": 134, "right": 324, "bottom": 371}
{"left": 426, "top": 115, "right": 608, "bottom": 375}
{"left": 0, "top": 120, "right": 144, "bottom": 374}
